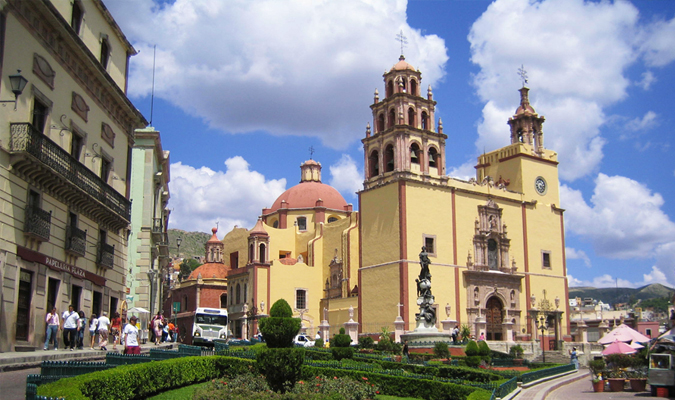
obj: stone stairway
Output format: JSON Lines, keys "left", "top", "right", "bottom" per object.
{"left": 531, "top": 351, "right": 570, "bottom": 364}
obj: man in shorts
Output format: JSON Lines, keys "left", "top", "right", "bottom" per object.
{"left": 123, "top": 316, "right": 141, "bottom": 354}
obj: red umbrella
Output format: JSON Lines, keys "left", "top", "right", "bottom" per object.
{"left": 602, "top": 340, "right": 637, "bottom": 355}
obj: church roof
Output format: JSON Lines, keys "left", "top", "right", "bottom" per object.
{"left": 187, "top": 262, "right": 230, "bottom": 280}
{"left": 390, "top": 55, "right": 416, "bottom": 72}
{"left": 269, "top": 181, "right": 347, "bottom": 212}
{"left": 514, "top": 87, "right": 537, "bottom": 115}
{"left": 249, "top": 218, "right": 268, "bottom": 236}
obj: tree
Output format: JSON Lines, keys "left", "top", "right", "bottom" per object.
{"left": 179, "top": 258, "right": 202, "bottom": 281}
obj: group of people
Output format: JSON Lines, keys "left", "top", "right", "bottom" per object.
{"left": 150, "top": 312, "right": 176, "bottom": 344}
{"left": 44, "top": 306, "right": 142, "bottom": 354}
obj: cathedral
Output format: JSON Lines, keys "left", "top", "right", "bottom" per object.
{"left": 217, "top": 56, "right": 570, "bottom": 347}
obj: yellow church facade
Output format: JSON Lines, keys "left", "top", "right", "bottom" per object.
{"left": 221, "top": 57, "right": 570, "bottom": 346}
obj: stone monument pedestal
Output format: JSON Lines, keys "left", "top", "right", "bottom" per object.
{"left": 394, "top": 317, "right": 405, "bottom": 343}
{"left": 441, "top": 319, "right": 457, "bottom": 334}
{"left": 344, "top": 320, "right": 359, "bottom": 345}
{"left": 319, "top": 320, "right": 330, "bottom": 342}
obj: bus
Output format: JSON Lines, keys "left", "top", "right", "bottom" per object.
{"left": 192, "top": 307, "right": 228, "bottom": 346}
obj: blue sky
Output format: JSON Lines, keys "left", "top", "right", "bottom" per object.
{"left": 105, "top": 0, "right": 675, "bottom": 289}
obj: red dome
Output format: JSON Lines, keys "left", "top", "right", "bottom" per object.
{"left": 187, "top": 263, "right": 230, "bottom": 280}
{"left": 269, "top": 181, "right": 347, "bottom": 212}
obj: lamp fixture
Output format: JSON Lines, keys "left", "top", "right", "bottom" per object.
{"left": 1, "top": 70, "right": 28, "bottom": 110}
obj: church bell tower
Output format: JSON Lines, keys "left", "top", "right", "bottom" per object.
{"left": 362, "top": 56, "right": 448, "bottom": 189}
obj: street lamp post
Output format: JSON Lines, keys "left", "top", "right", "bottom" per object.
{"left": 147, "top": 268, "right": 157, "bottom": 316}
{"left": 538, "top": 316, "right": 548, "bottom": 364}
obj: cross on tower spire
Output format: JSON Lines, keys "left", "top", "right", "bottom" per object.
{"left": 518, "top": 65, "right": 529, "bottom": 87}
{"left": 396, "top": 30, "right": 408, "bottom": 58}
{"left": 309, "top": 146, "right": 315, "bottom": 160}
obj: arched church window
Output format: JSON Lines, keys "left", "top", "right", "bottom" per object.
{"left": 384, "top": 144, "right": 395, "bottom": 172}
{"left": 259, "top": 243, "right": 266, "bottom": 263}
{"left": 428, "top": 147, "right": 438, "bottom": 168}
{"left": 387, "top": 80, "right": 394, "bottom": 97}
{"left": 517, "top": 130, "right": 524, "bottom": 143}
{"left": 408, "top": 107, "right": 415, "bottom": 127}
{"left": 249, "top": 244, "right": 254, "bottom": 263}
{"left": 410, "top": 143, "right": 420, "bottom": 164}
{"left": 421, "top": 111, "right": 428, "bottom": 130}
{"left": 378, "top": 114, "right": 385, "bottom": 132}
{"left": 401, "top": 77, "right": 407, "bottom": 93}
{"left": 327, "top": 216, "right": 338, "bottom": 223}
{"left": 488, "top": 239, "right": 498, "bottom": 270}
{"left": 220, "top": 293, "right": 227, "bottom": 308}
{"left": 273, "top": 220, "right": 279, "bottom": 228}
{"left": 388, "top": 109, "right": 396, "bottom": 128}
{"left": 411, "top": 79, "right": 417, "bottom": 96}
{"left": 369, "top": 150, "right": 379, "bottom": 178}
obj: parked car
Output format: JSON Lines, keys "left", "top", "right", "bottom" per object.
{"left": 294, "top": 334, "right": 315, "bottom": 347}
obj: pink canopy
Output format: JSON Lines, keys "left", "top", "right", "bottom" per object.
{"left": 602, "top": 340, "right": 638, "bottom": 355}
{"left": 598, "top": 323, "right": 650, "bottom": 345}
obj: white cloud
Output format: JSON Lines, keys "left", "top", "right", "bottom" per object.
{"left": 640, "top": 16, "right": 675, "bottom": 67}
{"left": 168, "top": 157, "right": 286, "bottom": 232}
{"left": 328, "top": 155, "right": 363, "bottom": 199}
{"left": 637, "top": 71, "right": 656, "bottom": 90}
{"left": 625, "top": 111, "right": 658, "bottom": 132}
{"left": 467, "top": 0, "right": 675, "bottom": 182}
{"left": 561, "top": 173, "right": 675, "bottom": 259}
{"left": 448, "top": 160, "right": 476, "bottom": 181}
{"left": 568, "top": 266, "right": 673, "bottom": 289}
{"left": 565, "top": 247, "right": 591, "bottom": 268}
{"left": 106, "top": 0, "right": 448, "bottom": 149}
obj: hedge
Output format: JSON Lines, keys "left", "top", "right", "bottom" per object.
{"left": 301, "top": 365, "right": 490, "bottom": 400}
{"left": 37, "top": 356, "right": 254, "bottom": 400}
{"left": 374, "top": 360, "right": 501, "bottom": 382}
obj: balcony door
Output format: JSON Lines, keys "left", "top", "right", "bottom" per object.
{"left": 15, "top": 270, "right": 33, "bottom": 341}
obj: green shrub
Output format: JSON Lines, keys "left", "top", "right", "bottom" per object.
{"left": 331, "top": 333, "right": 352, "bottom": 348}
{"left": 477, "top": 340, "right": 491, "bottom": 357}
{"left": 509, "top": 345, "right": 524, "bottom": 358}
{"left": 465, "top": 340, "right": 479, "bottom": 356}
{"left": 605, "top": 353, "right": 633, "bottom": 370}
{"left": 434, "top": 342, "right": 450, "bottom": 359}
{"left": 38, "top": 356, "right": 254, "bottom": 400}
{"left": 358, "top": 336, "right": 374, "bottom": 349}
{"left": 331, "top": 347, "right": 355, "bottom": 361}
{"left": 270, "top": 299, "right": 293, "bottom": 318}
{"left": 314, "top": 338, "right": 324, "bottom": 348}
{"left": 339, "top": 327, "right": 346, "bottom": 334}
{"left": 256, "top": 347, "right": 305, "bottom": 393}
{"left": 465, "top": 356, "right": 482, "bottom": 368}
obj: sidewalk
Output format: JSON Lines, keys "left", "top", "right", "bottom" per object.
{"left": 0, "top": 341, "right": 176, "bottom": 372}
{"left": 515, "top": 369, "right": 590, "bottom": 400}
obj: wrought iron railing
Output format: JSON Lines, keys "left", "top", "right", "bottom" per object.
{"left": 98, "top": 242, "right": 114, "bottom": 268}
{"left": 65, "top": 226, "right": 87, "bottom": 257}
{"left": 521, "top": 363, "right": 575, "bottom": 384}
{"left": 10, "top": 123, "right": 131, "bottom": 220}
{"left": 25, "top": 206, "right": 51, "bottom": 241}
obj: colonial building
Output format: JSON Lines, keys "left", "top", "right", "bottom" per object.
{"left": 218, "top": 56, "right": 570, "bottom": 347}
{"left": 127, "top": 127, "right": 171, "bottom": 316}
{"left": 0, "top": 0, "right": 146, "bottom": 351}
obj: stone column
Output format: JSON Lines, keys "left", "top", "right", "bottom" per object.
{"left": 576, "top": 320, "right": 588, "bottom": 343}
{"left": 474, "top": 316, "right": 486, "bottom": 339}
{"left": 344, "top": 320, "right": 359, "bottom": 344}
{"left": 394, "top": 303, "right": 405, "bottom": 343}
{"left": 319, "top": 308, "right": 330, "bottom": 343}
{"left": 502, "top": 321, "right": 514, "bottom": 342}
{"left": 441, "top": 319, "right": 457, "bottom": 335}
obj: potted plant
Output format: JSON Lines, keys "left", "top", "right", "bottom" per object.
{"left": 627, "top": 369, "right": 648, "bottom": 392}
{"left": 605, "top": 353, "right": 632, "bottom": 392}
{"left": 588, "top": 359, "right": 606, "bottom": 393}
{"left": 606, "top": 370, "right": 626, "bottom": 392}
{"left": 509, "top": 344, "right": 524, "bottom": 366}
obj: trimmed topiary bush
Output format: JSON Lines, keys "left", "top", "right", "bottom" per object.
{"left": 256, "top": 298, "right": 305, "bottom": 392}
{"left": 465, "top": 340, "right": 479, "bottom": 356}
{"left": 331, "top": 327, "right": 354, "bottom": 360}
{"left": 434, "top": 342, "right": 450, "bottom": 359}
{"left": 331, "top": 347, "right": 355, "bottom": 361}
{"left": 478, "top": 340, "right": 491, "bottom": 357}
{"left": 258, "top": 299, "right": 301, "bottom": 348}
{"left": 358, "top": 336, "right": 374, "bottom": 349}
{"left": 465, "top": 356, "right": 482, "bottom": 368}
{"left": 314, "top": 338, "right": 324, "bottom": 348}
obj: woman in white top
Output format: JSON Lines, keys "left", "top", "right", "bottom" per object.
{"left": 89, "top": 314, "right": 98, "bottom": 349}
{"left": 123, "top": 316, "right": 140, "bottom": 355}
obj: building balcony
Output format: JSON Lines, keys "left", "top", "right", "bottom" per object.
{"left": 65, "top": 225, "right": 87, "bottom": 257}
{"left": 24, "top": 206, "right": 51, "bottom": 242}
{"left": 152, "top": 217, "right": 164, "bottom": 242}
{"left": 97, "top": 242, "right": 115, "bottom": 269}
{"left": 9, "top": 123, "right": 131, "bottom": 231}
{"left": 157, "top": 236, "right": 169, "bottom": 257}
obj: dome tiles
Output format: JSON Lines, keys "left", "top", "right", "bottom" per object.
{"left": 187, "top": 263, "right": 230, "bottom": 280}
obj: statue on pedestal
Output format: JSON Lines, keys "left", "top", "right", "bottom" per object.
{"left": 415, "top": 246, "right": 436, "bottom": 328}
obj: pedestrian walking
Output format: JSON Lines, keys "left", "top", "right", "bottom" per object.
{"left": 63, "top": 305, "right": 79, "bottom": 351}
{"left": 97, "top": 311, "right": 111, "bottom": 351}
{"left": 123, "top": 316, "right": 141, "bottom": 355}
{"left": 569, "top": 346, "right": 579, "bottom": 369}
{"left": 479, "top": 332, "right": 485, "bottom": 341}
{"left": 111, "top": 312, "right": 122, "bottom": 350}
{"left": 153, "top": 312, "right": 163, "bottom": 345}
{"left": 76, "top": 311, "right": 86, "bottom": 349}
{"left": 403, "top": 340, "right": 410, "bottom": 358}
{"left": 44, "top": 307, "right": 60, "bottom": 350}
{"left": 89, "top": 313, "right": 98, "bottom": 349}
{"left": 61, "top": 308, "right": 71, "bottom": 348}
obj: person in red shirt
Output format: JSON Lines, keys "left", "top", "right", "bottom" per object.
{"left": 110, "top": 312, "right": 122, "bottom": 350}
